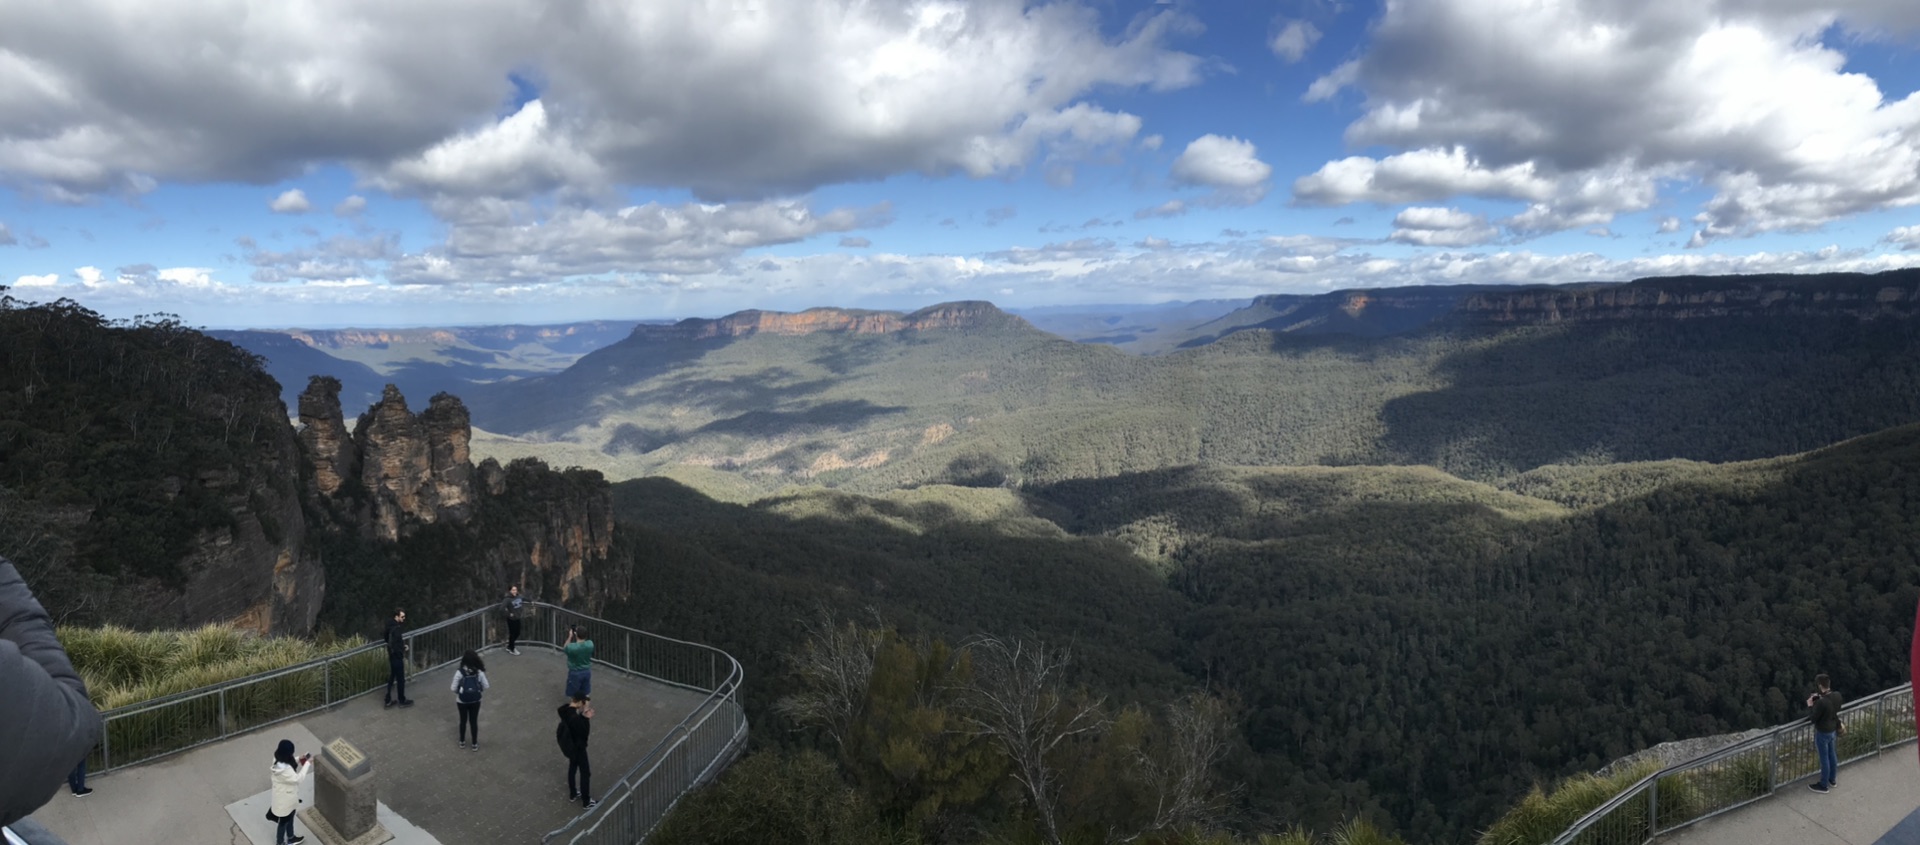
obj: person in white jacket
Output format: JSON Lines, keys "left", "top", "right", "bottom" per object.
{"left": 451, "top": 650, "right": 491, "bottom": 750}
{"left": 267, "top": 740, "right": 312, "bottom": 845}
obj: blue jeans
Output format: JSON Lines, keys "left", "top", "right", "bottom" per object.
{"left": 1815, "top": 730, "right": 1838, "bottom": 787}
{"left": 67, "top": 759, "right": 86, "bottom": 793}
{"left": 275, "top": 812, "right": 296, "bottom": 844}
{"left": 566, "top": 668, "right": 592, "bottom": 698}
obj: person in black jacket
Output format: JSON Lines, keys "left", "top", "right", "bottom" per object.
{"left": 557, "top": 694, "right": 596, "bottom": 809}
{"left": 1806, "top": 673, "right": 1843, "bottom": 793}
{"left": 0, "top": 558, "right": 104, "bottom": 834}
{"left": 384, "top": 608, "right": 413, "bottom": 708}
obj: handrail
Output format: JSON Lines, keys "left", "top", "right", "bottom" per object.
{"left": 90, "top": 600, "right": 747, "bottom": 845}
{"left": 1550, "top": 682, "right": 1916, "bottom": 844}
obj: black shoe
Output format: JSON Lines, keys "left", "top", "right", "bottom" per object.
{"left": 384, "top": 699, "right": 395, "bottom": 709}
{"left": 584, "top": 799, "right": 598, "bottom": 810}
{"left": 470, "top": 742, "right": 479, "bottom": 752}
{"left": 457, "top": 740, "right": 466, "bottom": 748}
{"left": 1810, "top": 783, "right": 1830, "bottom": 793}
{"left": 288, "top": 837, "right": 307, "bottom": 845}
{"left": 568, "top": 791, "right": 578, "bottom": 802}
{"left": 71, "top": 787, "right": 93, "bottom": 797}
{"left": 399, "top": 699, "right": 415, "bottom": 708}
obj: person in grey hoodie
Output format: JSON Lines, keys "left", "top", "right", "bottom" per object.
{"left": 500, "top": 586, "right": 525, "bottom": 655}
{"left": 0, "top": 557, "right": 104, "bottom": 840}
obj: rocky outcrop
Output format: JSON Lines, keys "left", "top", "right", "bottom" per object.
{"left": 351, "top": 385, "right": 477, "bottom": 541}
{"left": 305, "top": 384, "right": 622, "bottom": 613}
{"left": 633, "top": 301, "right": 1021, "bottom": 341}
{"left": 298, "top": 376, "right": 358, "bottom": 497}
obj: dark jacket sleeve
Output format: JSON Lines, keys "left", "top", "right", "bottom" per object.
{"left": 0, "top": 561, "right": 104, "bottom": 827}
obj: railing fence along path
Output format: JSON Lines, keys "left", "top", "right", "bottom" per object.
{"left": 1551, "top": 682, "right": 1916, "bottom": 845}
{"left": 88, "top": 602, "right": 746, "bottom": 845}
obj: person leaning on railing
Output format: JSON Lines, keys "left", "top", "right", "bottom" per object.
{"left": 0, "top": 557, "right": 104, "bottom": 845}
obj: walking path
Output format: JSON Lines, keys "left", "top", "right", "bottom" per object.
{"left": 1663, "top": 748, "right": 1920, "bottom": 845}
{"left": 29, "top": 647, "right": 711, "bottom": 845}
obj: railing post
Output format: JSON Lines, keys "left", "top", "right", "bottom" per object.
{"left": 324, "top": 656, "right": 333, "bottom": 705}
{"left": 1648, "top": 775, "right": 1659, "bottom": 838}
{"left": 1876, "top": 694, "right": 1885, "bottom": 751}
{"left": 101, "top": 717, "right": 112, "bottom": 771}
{"left": 626, "top": 632, "right": 632, "bottom": 674}
{"left": 219, "top": 687, "right": 229, "bottom": 737}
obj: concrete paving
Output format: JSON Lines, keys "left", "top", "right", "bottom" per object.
{"left": 28, "top": 646, "right": 714, "bottom": 845}
{"left": 1662, "top": 748, "right": 1920, "bottom": 845}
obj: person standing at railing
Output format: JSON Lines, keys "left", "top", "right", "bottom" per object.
{"left": 0, "top": 557, "right": 103, "bottom": 844}
{"left": 564, "top": 624, "right": 595, "bottom": 699}
{"left": 451, "top": 650, "right": 490, "bottom": 751}
{"left": 384, "top": 608, "right": 414, "bottom": 709}
{"left": 501, "top": 586, "right": 525, "bottom": 655}
{"left": 556, "top": 693, "right": 597, "bottom": 810}
{"left": 1806, "top": 673, "right": 1843, "bottom": 793}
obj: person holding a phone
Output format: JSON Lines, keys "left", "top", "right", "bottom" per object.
{"left": 563, "top": 624, "right": 595, "bottom": 699}
{"left": 267, "top": 740, "right": 314, "bottom": 845}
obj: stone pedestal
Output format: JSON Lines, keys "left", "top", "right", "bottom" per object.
{"left": 302, "top": 737, "right": 392, "bottom": 845}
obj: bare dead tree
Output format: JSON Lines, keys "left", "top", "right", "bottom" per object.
{"left": 958, "top": 635, "right": 1107, "bottom": 845}
{"left": 1121, "top": 691, "right": 1234, "bottom": 841}
{"left": 772, "top": 612, "right": 881, "bottom": 752}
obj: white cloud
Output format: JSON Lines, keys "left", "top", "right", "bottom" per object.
{"left": 1269, "top": 19, "right": 1322, "bottom": 63}
{"left": 13, "top": 273, "right": 57, "bottom": 287}
{"left": 1170, "top": 134, "right": 1272, "bottom": 205}
{"left": 269, "top": 189, "right": 311, "bottom": 214}
{"left": 1296, "top": 1, "right": 1920, "bottom": 241}
{"left": 1389, "top": 206, "right": 1500, "bottom": 247}
{"left": 1134, "top": 199, "right": 1187, "bottom": 219}
{"left": 0, "top": 0, "right": 1202, "bottom": 202}
{"left": 1140, "top": 134, "right": 1163, "bottom": 151}
{"left": 840, "top": 236, "right": 872, "bottom": 248}
{"left": 1889, "top": 225, "right": 1920, "bottom": 250}
{"left": 1295, "top": 147, "right": 1556, "bottom": 207}
{"left": 334, "top": 195, "right": 368, "bottom": 217}
{"left": 1657, "top": 216, "right": 1684, "bottom": 234}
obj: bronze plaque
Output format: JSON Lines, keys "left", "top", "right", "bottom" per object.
{"left": 323, "top": 737, "right": 371, "bottom": 778}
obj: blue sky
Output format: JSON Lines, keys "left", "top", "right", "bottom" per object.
{"left": 4, "top": 0, "right": 1920, "bottom": 328}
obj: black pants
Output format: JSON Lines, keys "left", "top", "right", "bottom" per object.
{"left": 386, "top": 654, "right": 407, "bottom": 703}
{"left": 567, "top": 750, "right": 592, "bottom": 803}
{"left": 457, "top": 702, "right": 481, "bottom": 742}
{"left": 507, "top": 618, "right": 521, "bottom": 651}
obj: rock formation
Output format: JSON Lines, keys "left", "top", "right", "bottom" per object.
{"left": 298, "top": 376, "right": 359, "bottom": 497}
{"left": 349, "top": 385, "right": 478, "bottom": 541}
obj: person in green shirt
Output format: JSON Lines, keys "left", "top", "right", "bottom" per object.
{"left": 564, "top": 625, "right": 595, "bottom": 698}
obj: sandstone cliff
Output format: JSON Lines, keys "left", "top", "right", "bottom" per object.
{"left": 631, "top": 301, "right": 1021, "bottom": 342}
{"left": 1455, "top": 271, "right": 1920, "bottom": 323}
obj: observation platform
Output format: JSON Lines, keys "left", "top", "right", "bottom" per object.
{"left": 1661, "top": 748, "right": 1920, "bottom": 845}
{"left": 29, "top": 646, "right": 713, "bottom": 845}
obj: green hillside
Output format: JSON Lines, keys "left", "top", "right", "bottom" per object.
{"left": 470, "top": 304, "right": 1920, "bottom": 492}
{"left": 611, "top": 425, "right": 1920, "bottom": 842}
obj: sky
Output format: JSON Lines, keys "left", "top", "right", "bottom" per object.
{"left": 5, "top": 0, "right": 1920, "bottom": 329}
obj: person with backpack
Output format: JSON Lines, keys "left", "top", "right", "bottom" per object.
{"left": 556, "top": 693, "right": 596, "bottom": 810}
{"left": 383, "top": 608, "right": 413, "bottom": 708}
{"left": 451, "top": 650, "right": 491, "bottom": 751}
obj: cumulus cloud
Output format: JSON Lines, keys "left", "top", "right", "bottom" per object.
{"left": 1888, "top": 225, "right": 1920, "bottom": 250}
{"left": 387, "top": 198, "right": 889, "bottom": 284}
{"left": 269, "top": 189, "right": 311, "bottom": 214}
{"left": 0, "top": 0, "right": 1201, "bottom": 202}
{"left": 335, "top": 195, "right": 368, "bottom": 217}
{"left": 1296, "top": 0, "right": 1920, "bottom": 241}
{"left": 1657, "top": 216, "right": 1684, "bottom": 234}
{"left": 1389, "top": 206, "right": 1501, "bottom": 247}
{"left": 242, "top": 233, "right": 401, "bottom": 283}
{"left": 840, "top": 236, "right": 872, "bottom": 248}
{"left": 1140, "top": 134, "right": 1164, "bottom": 151}
{"left": 1269, "top": 19, "right": 1322, "bottom": 63}
{"left": 13, "top": 273, "right": 58, "bottom": 287}
{"left": 1134, "top": 199, "right": 1187, "bottom": 219}
{"left": 1170, "top": 135, "right": 1272, "bottom": 205}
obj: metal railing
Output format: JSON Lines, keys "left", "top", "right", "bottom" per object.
{"left": 88, "top": 602, "right": 747, "bottom": 845}
{"left": 533, "top": 606, "right": 748, "bottom": 845}
{"left": 1551, "top": 682, "right": 1917, "bottom": 844}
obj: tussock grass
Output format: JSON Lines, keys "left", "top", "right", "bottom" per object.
{"left": 1476, "top": 760, "right": 1661, "bottom": 845}
{"left": 60, "top": 624, "right": 368, "bottom": 710}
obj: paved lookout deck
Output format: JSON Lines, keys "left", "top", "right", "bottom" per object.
{"left": 1662, "top": 747, "right": 1920, "bottom": 845}
{"left": 30, "top": 647, "right": 711, "bottom": 845}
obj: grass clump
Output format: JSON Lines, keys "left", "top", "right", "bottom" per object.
{"left": 1476, "top": 760, "right": 1660, "bottom": 845}
{"left": 60, "top": 624, "right": 368, "bottom": 710}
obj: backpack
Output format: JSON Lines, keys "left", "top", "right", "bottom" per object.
{"left": 457, "top": 671, "right": 483, "bottom": 704}
{"left": 555, "top": 716, "right": 577, "bottom": 759}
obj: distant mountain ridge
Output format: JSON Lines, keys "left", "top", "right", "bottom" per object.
{"left": 632, "top": 300, "right": 1021, "bottom": 341}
